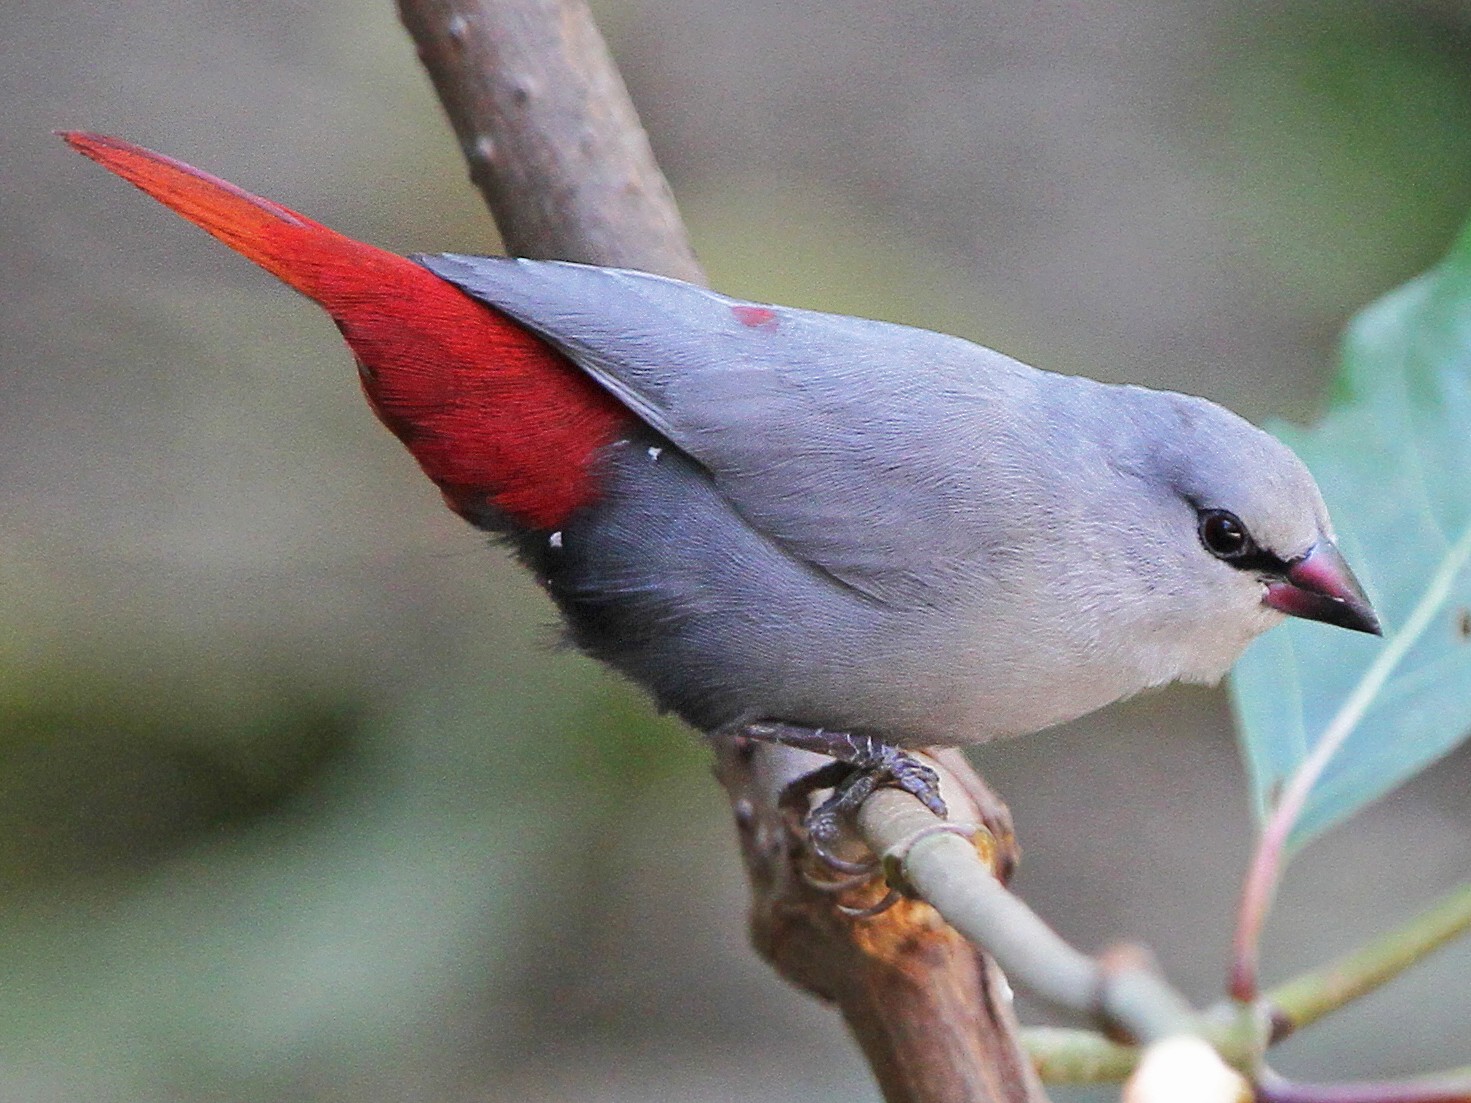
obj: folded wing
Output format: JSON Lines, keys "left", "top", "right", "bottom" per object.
{"left": 417, "top": 254, "right": 1056, "bottom": 605}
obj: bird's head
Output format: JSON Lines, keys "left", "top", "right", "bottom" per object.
{"left": 1102, "top": 388, "right": 1379, "bottom": 686}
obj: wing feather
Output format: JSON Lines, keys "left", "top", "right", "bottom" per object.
{"left": 415, "top": 254, "right": 1062, "bottom": 604}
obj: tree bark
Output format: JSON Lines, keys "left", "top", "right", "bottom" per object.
{"left": 396, "top": 2, "right": 1047, "bottom": 1099}
{"left": 399, "top": 0, "right": 703, "bottom": 280}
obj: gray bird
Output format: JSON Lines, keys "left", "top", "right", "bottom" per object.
{"left": 66, "top": 133, "right": 1381, "bottom": 845}
{"left": 420, "top": 255, "right": 1379, "bottom": 836}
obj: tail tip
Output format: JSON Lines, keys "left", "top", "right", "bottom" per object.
{"left": 59, "top": 130, "right": 133, "bottom": 164}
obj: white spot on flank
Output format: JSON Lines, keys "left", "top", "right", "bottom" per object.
{"left": 647, "top": 446, "right": 663, "bottom": 461}
{"left": 548, "top": 531, "right": 563, "bottom": 549}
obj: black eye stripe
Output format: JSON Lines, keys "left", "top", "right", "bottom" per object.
{"left": 1197, "top": 509, "right": 1292, "bottom": 574}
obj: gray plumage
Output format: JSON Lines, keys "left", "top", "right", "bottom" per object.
{"left": 415, "top": 254, "right": 1357, "bottom": 747}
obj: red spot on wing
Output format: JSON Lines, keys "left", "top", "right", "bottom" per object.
{"left": 63, "top": 131, "right": 630, "bottom": 530}
{"left": 732, "top": 304, "right": 778, "bottom": 329}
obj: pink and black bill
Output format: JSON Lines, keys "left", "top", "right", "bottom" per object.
{"left": 1264, "top": 542, "right": 1381, "bottom": 636}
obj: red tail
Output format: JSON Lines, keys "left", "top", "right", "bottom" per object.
{"left": 62, "top": 132, "right": 629, "bottom": 530}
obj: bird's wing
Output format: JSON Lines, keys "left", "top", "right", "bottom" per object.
{"left": 416, "top": 254, "right": 1055, "bottom": 604}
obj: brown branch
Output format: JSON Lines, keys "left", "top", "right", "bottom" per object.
{"left": 395, "top": 1, "right": 1045, "bottom": 1100}
{"left": 399, "top": 0, "right": 703, "bottom": 280}
{"left": 719, "top": 744, "right": 1045, "bottom": 1103}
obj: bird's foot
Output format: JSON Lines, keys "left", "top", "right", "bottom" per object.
{"left": 742, "top": 722, "right": 948, "bottom": 877}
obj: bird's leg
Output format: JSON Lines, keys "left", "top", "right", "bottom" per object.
{"left": 742, "top": 722, "right": 948, "bottom": 873}
{"left": 745, "top": 722, "right": 948, "bottom": 816}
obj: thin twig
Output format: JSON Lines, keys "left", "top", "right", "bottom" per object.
{"left": 1264, "top": 881, "right": 1471, "bottom": 1038}
{"left": 857, "top": 784, "right": 1203, "bottom": 1045}
{"left": 1024, "top": 877, "right": 1471, "bottom": 1083}
{"left": 1022, "top": 1028, "right": 1141, "bottom": 1084}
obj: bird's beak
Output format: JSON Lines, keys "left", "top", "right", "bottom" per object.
{"left": 1263, "top": 542, "right": 1381, "bottom": 636}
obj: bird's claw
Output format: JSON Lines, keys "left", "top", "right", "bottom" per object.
{"left": 742, "top": 721, "right": 949, "bottom": 907}
{"left": 804, "top": 797, "right": 880, "bottom": 875}
{"left": 800, "top": 865, "right": 880, "bottom": 894}
{"left": 837, "top": 887, "right": 903, "bottom": 919}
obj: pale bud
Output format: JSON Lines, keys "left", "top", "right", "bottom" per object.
{"left": 1122, "top": 1036, "right": 1251, "bottom": 1103}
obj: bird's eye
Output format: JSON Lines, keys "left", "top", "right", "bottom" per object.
{"left": 1199, "top": 510, "right": 1254, "bottom": 560}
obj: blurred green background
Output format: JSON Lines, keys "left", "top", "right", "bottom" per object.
{"left": 5, "top": 1, "right": 1471, "bottom": 1099}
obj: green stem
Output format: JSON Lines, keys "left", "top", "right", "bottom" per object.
{"left": 856, "top": 787, "right": 1203, "bottom": 1040}
{"left": 1266, "top": 881, "right": 1471, "bottom": 1036}
{"left": 1020, "top": 1028, "right": 1137, "bottom": 1084}
{"left": 1021, "top": 1004, "right": 1267, "bottom": 1083}
{"left": 1023, "top": 883, "right": 1471, "bottom": 1084}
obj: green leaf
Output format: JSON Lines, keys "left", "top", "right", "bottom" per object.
{"left": 1231, "top": 216, "right": 1471, "bottom": 850}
